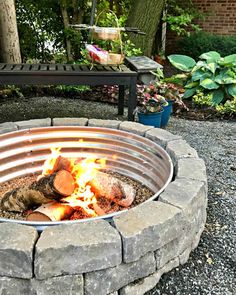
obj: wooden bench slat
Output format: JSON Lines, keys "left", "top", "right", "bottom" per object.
{"left": 48, "top": 64, "right": 56, "bottom": 71}
{"left": 71, "top": 64, "right": 82, "bottom": 71}
{"left": 21, "top": 64, "right": 32, "bottom": 71}
{"left": 39, "top": 64, "right": 48, "bottom": 71}
{"left": 30, "top": 64, "right": 39, "bottom": 71}
{"left": 79, "top": 65, "right": 90, "bottom": 71}
{"left": 3, "top": 64, "right": 14, "bottom": 71}
{"left": 13, "top": 64, "right": 23, "bottom": 71}
{"left": 57, "top": 64, "right": 65, "bottom": 71}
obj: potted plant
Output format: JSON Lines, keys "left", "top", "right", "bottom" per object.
{"left": 136, "top": 83, "right": 168, "bottom": 128}
{"left": 149, "top": 68, "right": 187, "bottom": 126}
{"left": 154, "top": 81, "right": 185, "bottom": 127}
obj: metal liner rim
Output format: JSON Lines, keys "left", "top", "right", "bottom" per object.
{"left": 0, "top": 126, "right": 173, "bottom": 230}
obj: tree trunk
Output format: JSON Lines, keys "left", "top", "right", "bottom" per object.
{"left": 60, "top": 0, "right": 73, "bottom": 62}
{"left": 126, "top": 0, "right": 165, "bottom": 56}
{"left": 0, "top": 0, "right": 21, "bottom": 63}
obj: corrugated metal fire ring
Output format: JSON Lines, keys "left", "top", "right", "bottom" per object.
{"left": 0, "top": 126, "right": 173, "bottom": 231}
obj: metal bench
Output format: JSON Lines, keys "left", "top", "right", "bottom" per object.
{"left": 0, "top": 63, "right": 137, "bottom": 121}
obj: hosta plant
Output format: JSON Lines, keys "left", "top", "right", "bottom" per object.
{"left": 167, "top": 51, "right": 236, "bottom": 105}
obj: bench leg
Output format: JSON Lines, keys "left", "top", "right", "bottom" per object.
{"left": 118, "top": 85, "right": 125, "bottom": 115}
{"left": 128, "top": 77, "right": 137, "bottom": 121}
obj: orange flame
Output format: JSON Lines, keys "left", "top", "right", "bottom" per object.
{"left": 41, "top": 147, "right": 61, "bottom": 176}
{"left": 41, "top": 148, "right": 106, "bottom": 217}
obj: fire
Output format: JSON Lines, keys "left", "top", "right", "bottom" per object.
{"left": 41, "top": 147, "right": 61, "bottom": 176}
{"left": 41, "top": 148, "right": 107, "bottom": 217}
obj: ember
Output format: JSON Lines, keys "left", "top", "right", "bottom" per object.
{"left": 1, "top": 148, "right": 136, "bottom": 221}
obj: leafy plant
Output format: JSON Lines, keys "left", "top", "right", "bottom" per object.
{"left": 177, "top": 32, "right": 236, "bottom": 61}
{"left": 216, "top": 98, "right": 236, "bottom": 115}
{"left": 168, "top": 51, "right": 236, "bottom": 105}
{"left": 137, "top": 83, "right": 168, "bottom": 114}
{"left": 164, "top": 0, "right": 204, "bottom": 37}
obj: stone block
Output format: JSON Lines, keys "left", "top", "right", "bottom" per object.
{"left": 0, "top": 223, "right": 38, "bottom": 279}
{"left": 114, "top": 201, "right": 184, "bottom": 263}
{"left": 119, "top": 121, "right": 154, "bottom": 136}
{"left": 159, "top": 179, "right": 207, "bottom": 252}
{"left": 159, "top": 179, "right": 207, "bottom": 217}
{"left": 120, "top": 257, "right": 180, "bottom": 295}
{"left": 35, "top": 220, "right": 121, "bottom": 279}
{"left": 119, "top": 272, "right": 159, "bottom": 295}
{"left": 155, "top": 236, "right": 183, "bottom": 269}
{"left": 166, "top": 139, "right": 198, "bottom": 166}
{"left": 31, "top": 275, "right": 83, "bottom": 295}
{"left": 145, "top": 128, "right": 181, "bottom": 148}
{"left": 191, "top": 226, "right": 205, "bottom": 250}
{"left": 0, "top": 277, "right": 31, "bottom": 295}
{"left": 0, "top": 122, "right": 18, "bottom": 134}
{"left": 16, "top": 118, "right": 51, "bottom": 130}
{"left": 88, "top": 119, "right": 121, "bottom": 129}
{"left": 176, "top": 158, "right": 207, "bottom": 184}
{"left": 179, "top": 247, "right": 192, "bottom": 265}
{"left": 84, "top": 252, "right": 155, "bottom": 295}
{"left": 52, "top": 117, "right": 88, "bottom": 126}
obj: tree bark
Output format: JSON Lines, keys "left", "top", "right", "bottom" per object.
{"left": 60, "top": 0, "right": 73, "bottom": 62}
{"left": 0, "top": 0, "right": 21, "bottom": 63}
{"left": 1, "top": 187, "right": 50, "bottom": 212}
{"left": 126, "top": 0, "right": 165, "bottom": 56}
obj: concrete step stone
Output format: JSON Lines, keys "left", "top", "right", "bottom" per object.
{"left": 15, "top": 118, "right": 51, "bottom": 130}
{"left": 31, "top": 274, "right": 83, "bottom": 295}
{"left": 114, "top": 201, "right": 185, "bottom": 263}
{"left": 145, "top": 128, "right": 182, "bottom": 148}
{"left": 0, "top": 223, "right": 38, "bottom": 279}
{"left": 166, "top": 139, "right": 198, "bottom": 167}
{"left": 119, "top": 121, "right": 154, "bottom": 136}
{"left": 35, "top": 220, "right": 122, "bottom": 279}
{"left": 0, "top": 122, "right": 18, "bottom": 134}
{"left": 88, "top": 119, "right": 121, "bottom": 129}
{"left": 176, "top": 158, "right": 207, "bottom": 184}
{"left": 52, "top": 117, "right": 88, "bottom": 126}
{"left": 84, "top": 252, "right": 156, "bottom": 295}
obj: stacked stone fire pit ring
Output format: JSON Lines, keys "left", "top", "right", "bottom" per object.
{"left": 0, "top": 118, "right": 207, "bottom": 295}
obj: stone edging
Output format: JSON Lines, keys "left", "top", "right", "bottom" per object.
{"left": 0, "top": 118, "right": 208, "bottom": 295}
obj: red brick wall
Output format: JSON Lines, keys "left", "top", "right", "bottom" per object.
{"left": 165, "top": 0, "right": 236, "bottom": 54}
{"left": 193, "top": 0, "right": 236, "bottom": 35}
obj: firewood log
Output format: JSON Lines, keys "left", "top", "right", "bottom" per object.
{"left": 26, "top": 201, "right": 74, "bottom": 221}
{"left": 1, "top": 187, "right": 51, "bottom": 212}
{"left": 50, "top": 156, "right": 72, "bottom": 174}
{"left": 89, "top": 171, "right": 136, "bottom": 207}
{"left": 30, "top": 170, "right": 75, "bottom": 199}
{"left": 93, "top": 196, "right": 120, "bottom": 216}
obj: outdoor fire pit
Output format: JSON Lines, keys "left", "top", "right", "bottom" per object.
{"left": 0, "top": 118, "right": 208, "bottom": 295}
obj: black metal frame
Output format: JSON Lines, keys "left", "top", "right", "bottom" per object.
{"left": 0, "top": 63, "right": 137, "bottom": 121}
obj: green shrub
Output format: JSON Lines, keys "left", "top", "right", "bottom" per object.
{"left": 177, "top": 32, "right": 236, "bottom": 60}
{"left": 168, "top": 51, "right": 236, "bottom": 105}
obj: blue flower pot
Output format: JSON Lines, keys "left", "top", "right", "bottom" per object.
{"left": 138, "top": 110, "right": 163, "bottom": 128}
{"left": 161, "top": 100, "right": 174, "bottom": 127}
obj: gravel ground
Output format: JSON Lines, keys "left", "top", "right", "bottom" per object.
{"left": 0, "top": 96, "right": 235, "bottom": 294}
{"left": 148, "top": 118, "right": 236, "bottom": 295}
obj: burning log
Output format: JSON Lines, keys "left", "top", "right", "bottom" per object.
{"left": 1, "top": 187, "right": 51, "bottom": 212}
{"left": 93, "top": 196, "right": 120, "bottom": 216}
{"left": 26, "top": 201, "right": 74, "bottom": 221}
{"left": 89, "top": 171, "right": 136, "bottom": 207}
{"left": 30, "top": 170, "right": 75, "bottom": 199}
{"left": 48, "top": 155, "right": 72, "bottom": 174}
